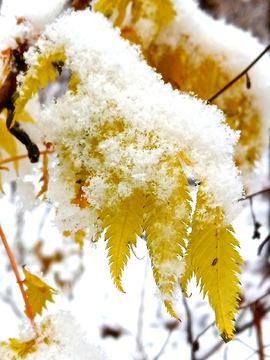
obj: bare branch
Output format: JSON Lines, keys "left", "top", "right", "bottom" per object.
{"left": 208, "top": 45, "right": 270, "bottom": 103}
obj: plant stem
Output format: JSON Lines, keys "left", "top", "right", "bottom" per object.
{"left": 0, "top": 150, "right": 54, "bottom": 166}
{"left": 208, "top": 45, "right": 270, "bottom": 103}
{"left": 0, "top": 224, "right": 38, "bottom": 336}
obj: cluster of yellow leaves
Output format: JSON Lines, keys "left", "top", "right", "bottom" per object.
{"left": 95, "top": 0, "right": 263, "bottom": 180}
{"left": 12, "top": 35, "right": 243, "bottom": 342}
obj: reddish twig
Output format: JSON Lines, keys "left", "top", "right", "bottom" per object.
{"left": 0, "top": 224, "right": 38, "bottom": 336}
{"left": 0, "top": 149, "right": 54, "bottom": 167}
{"left": 252, "top": 301, "right": 265, "bottom": 360}
{"left": 208, "top": 45, "right": 270, "bottom": 103}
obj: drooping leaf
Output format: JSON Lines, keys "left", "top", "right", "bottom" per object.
{"left": 22, "top": 267, "right": 58, "bottom": 318}
{"left": 181, "top": 185, "right": 243, "bottom": 341}
{"left": 13, "top": 48, "right": 66, "bottom": 128}
{"left": 102, "top": 188, "right": 145, "bottom": 292}
{"left": 144, "top": 158, "right": 191, "bottom": 319}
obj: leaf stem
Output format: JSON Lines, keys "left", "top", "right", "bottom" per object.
{"left": 0, "top": 223, "right": 38, "bottom": 336}
{"left": 0, "top": 150, "right": 54, "bottom": 166}
{"left": 208, "top": 45, "right": 270, "bottom": 103}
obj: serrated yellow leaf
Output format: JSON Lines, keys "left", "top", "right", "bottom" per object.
{"left": 22, "top": 267, "right": 58, "bottom": 318}
{"left": 7, "top": 338, "right": 37, "bottom": 359}
{"left": 181, "top": 186, "right": 243, "bottom": 341}
{"left": 144, "top": 158, "right": 191, "bottom": 319}
{"left": 13, "top": 48, "right": 66, "bottom": 128}
{"left": 102, "top": 188, "right": 145, "bottom": 292}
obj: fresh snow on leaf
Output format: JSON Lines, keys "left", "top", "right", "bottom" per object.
{"left": 0, "top": 312, "right": 107, "bottom": 360}
{"left": 18, "top": 8, "right": 243, "bottom": 332}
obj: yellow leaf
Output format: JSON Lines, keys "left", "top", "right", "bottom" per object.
{"left": 181, "top": 185, "right": 243, "bottom": 341}
{"left": 13, "top": 48, "right": 66, "bottom": 128}
{"left": 19, "top": 110, "right": 36, "bottom": 124}
{"left": 102, "top": 188, "right": 145, "bottom": 292}
{"left": 7, "top": 338, "right": 37, "bottom": 359}
{"left": 0, "top": 117, "right": 18, "bottom": 174}
{"left": 68, "top": 72, "right": 81, "bottom": 95}
{"left": 22, "top": 267, "right": 58, "bottom": 318}
{"left": 144, "top": 158, "right": 191, "bottom": 319}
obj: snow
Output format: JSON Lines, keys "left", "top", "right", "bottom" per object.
{"left": 0, "top": 312, "right": 107, "bottom": 360}
{"left": 17, "top": 9, "right": 244, "bottom": 235}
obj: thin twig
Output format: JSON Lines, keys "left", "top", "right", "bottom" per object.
{"left": 238, "top": 289, "right": 270, "bottom": 310}
{"left": 208, "top": 45, "right": 270, "bottom": 103}
{"left": 249, "top": 197, "right": 261, "bottom": 239}
{"left": 238, "top": 188, "right": 270, "bottom": 202}
{"left": 194, "top": 321, "right": 215, "bottom": 343}
{"left": 0, "top": 149, "right": 54, "bottom": 166}
{"left": 196, "top": 341, "right": 224, "bottom": 360}
{"left": 153, "top": 330, "right": 174, "bottom": 360}
{"left": 0, "top": 224, "right": 38, "bottom": 336}
{"left": 135, "top": 253, "right": 148, "bottom": 360}
{"left": 182, "top": 294, "right": 196, "bottom": 360}
{"left": 258, "top": 234, "right": 270, "bottom": 255}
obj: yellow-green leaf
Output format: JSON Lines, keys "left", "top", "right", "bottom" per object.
{"left": 144, "top": 159, "right": 191, "bottom": 319}
{"left": 102, "top": 188, "right": 145, "bottom": 292}
{"left": 181, "top": 186, "right": 243, "bottom": 341}
{"left": 22, "top": 267, "right": 58, "bottom": 318}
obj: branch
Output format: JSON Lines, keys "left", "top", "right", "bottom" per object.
{"left": 0, "top": 149, "right": 54, "bottom": 167}
{"left": 182, "top": 294, "right": 197, "bottom": 360}
{"left": 252, "top": 301, "right": 265, "bottom": 360}
{"left": 196, "top": 341, "right": 224, "bottom": 360}
{"left": 208, "top": 45, "right": 270, "bottom": 103}
{"left": 258, "top": 234, "right": 270, "bottom": 256}
{"left": 0, "top": 224, "right": 38, "bottom": 336}
{"left": 238, "top": 188, "right": 270, "bottom": 202}
{"left": 71, "top": 0, "right": 92, "bottom": 10}
{"left": 238, "top": 289, "right": 270, "bottom": 310}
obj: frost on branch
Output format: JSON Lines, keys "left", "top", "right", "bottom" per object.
{"left": 96, "top": 0, "right": 270, "bottom": 189}
{"left": 0, "top": 312, "right": 107, "bottom": 360}
{"left": 16, "top": 10, "right": 243, "bottom": 339}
